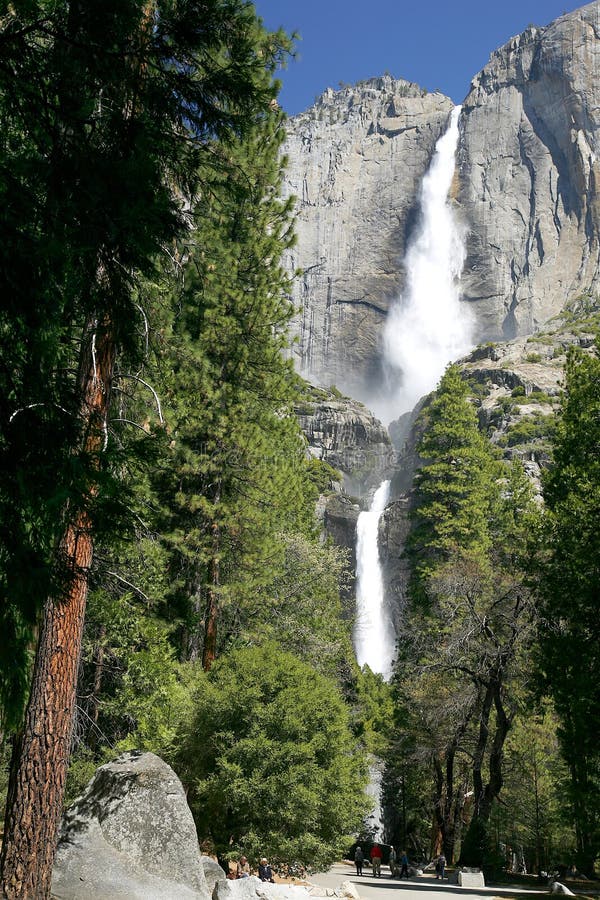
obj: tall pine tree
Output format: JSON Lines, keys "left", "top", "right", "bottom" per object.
{"left": 0, "top": 3, "right": 290, "bottom": 895}
{"left": 538, "top": 344, "right": 600, "bottom": 875}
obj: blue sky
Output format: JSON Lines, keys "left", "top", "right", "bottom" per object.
{"left": 253, "top": 0, "right": 582, "bottom": 115}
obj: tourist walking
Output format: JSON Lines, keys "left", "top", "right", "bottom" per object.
{"left": 436, "top": 854, "right": 446, "bottom": 880}
{"left": 354, "top": 846, "right": 364, "bottom": 876}
{"left": 389, "top": 846, "right": 397, "bottom": 877}
{"left": 399, "top": 850, "right": 409, "bottom": 879}
{"left": 370, "top": 843, "right": 383, "bottom": 877}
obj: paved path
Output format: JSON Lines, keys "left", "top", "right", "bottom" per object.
{"left": 308, "top": 864, "right": 548, "bottom": 900}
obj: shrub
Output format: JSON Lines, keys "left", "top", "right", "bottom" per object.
{"left": 176, "top": 643, "right": 369, "bottom": 871}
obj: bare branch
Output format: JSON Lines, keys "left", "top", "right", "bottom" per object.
{"left": 106, "top": 570, "right": 151, "bottom": 605}
{"left": 9, "top": 402, "right": 69, "bottom": 423}
{"left": 117, "top": 373, "right": 164, "bottom": 423}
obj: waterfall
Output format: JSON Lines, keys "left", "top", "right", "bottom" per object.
{"left": 354, "top": 107, "right": 472, "bottom": 684}
{"left": 353, "top": 106, "right": 471, "bottom": 841}
{"left": 353, "top": 480, "right": 394, "bottom": 680}
{"left": 380, "top": 104, "right": 472, "bottom": 422}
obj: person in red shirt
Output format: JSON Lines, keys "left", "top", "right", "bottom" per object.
{"left": 370, "top": 843, "right": 383, "bottom": 877}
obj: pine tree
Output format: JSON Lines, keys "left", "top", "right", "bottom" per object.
{"left": 0, "top": 3, "right": 290, "bottom": 895}
{"left": 395, "top": 365, "right": 539, "bottom": 866}
{"left": 538, "top": 344, "right": 600, "bottom": 875}
{"left": 146, "top": 105, "right": 314, "bottom": 669}
{"left": 409, "top": 364, "right": 497, "bottom": 588}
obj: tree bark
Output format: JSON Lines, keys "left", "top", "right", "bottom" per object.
{"left": 202, "top": 554, "right": 220, "bottom": 672}
{"left": 0, "top": 317, "right": 115, "bottom": 899}
{"left": 202, "top": 483, "right": 221, "bottom": 672}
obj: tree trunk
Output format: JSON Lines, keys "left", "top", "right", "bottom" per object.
{"left": 0, "top": 317, "right": 115, "bottom": 899}
{"left": 471, "top": 681, "right": 493, "bottom": 821}
{"left": 202, "top": 484, "right": 221, "bottom": 672}
{"left": 202, "top": 555, "right": 220, "bottom": 671}
{"left": 479, "top": 684, "right": 511, "bottom": 824}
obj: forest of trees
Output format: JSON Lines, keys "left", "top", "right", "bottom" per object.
{"left": 0, "top": 2, "right": 599, "bottom": 898}
{"left": 380, "top": 357, "right": 600, "bottom": 878}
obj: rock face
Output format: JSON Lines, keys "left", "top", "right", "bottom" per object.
{"left": 458, "top": 1, "right": 600, "bottom": 340}
{"left": 296, "top": 387, "right": 393, "bottom": 495}
{"left": 282, "top": 76, "right": 454, "bottom": 398}
{"left": 283, "top": 4, "right": 600, "bottom": 395}
{"left": 379, "top": 296, "right": 600, "bottom": 609}
{"left": 52, "top": 751, "right": 210, "bottom": 900}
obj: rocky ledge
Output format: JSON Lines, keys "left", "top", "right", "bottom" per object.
{"left": 295, "top": 386, "right": 393, "bottom": 496}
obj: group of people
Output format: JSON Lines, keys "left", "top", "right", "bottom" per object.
{"left": 353, "top": 846, "right": 446, "bottom": 881}
{"left": 235, "top": 856, "right": 275, "bottom": 883}
{"left": 353, "top": 844, "right": 409, "bottom": 878}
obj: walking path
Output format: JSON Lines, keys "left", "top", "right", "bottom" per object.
{"left": 309, "top": 863, "right": 551, "bottom": 900}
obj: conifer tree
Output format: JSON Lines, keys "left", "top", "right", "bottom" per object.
{"left": 409, "top": 364, "right": 497, "bottom": 587}
{"left": 396, "top": 365, "right": 538, "bottom": 865}
{"left": 147, "top": 105, "right": 314, "bottom": 668}
{"left": 538, "top": 344, "right": 600, "bottom": 875}
{"left": 0, "top": 3, "right": 290, "bottom": 895}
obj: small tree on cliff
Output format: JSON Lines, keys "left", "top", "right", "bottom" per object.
{"left": 0, "top": 3, "right": 290, "bottom": 896}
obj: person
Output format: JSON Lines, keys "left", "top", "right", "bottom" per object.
{"left": 436, "top": 853, "right": 446, "bottom": 880}
{"left": 258, "top": 858, "right": 275, "bottom": 883}
{"left": 399, "top": 850, "right": 409, "bottom": 879}
{"left": 354, "top": 845, "right": 364, "bottom": 876}
{"left": 236, "top": 856, "right": 250, "bottom": 878}
{"left": 370, "top": 843, "right": 383, "bottom": 877}
{"left": 389, "top": 846, "right": 397, "bottom": 877}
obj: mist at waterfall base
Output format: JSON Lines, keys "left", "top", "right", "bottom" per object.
{"left": 373, "top": 105, "right": 474, "bottom": 426}
{"left": 353, "top": 480, "right": 395, "bottom": 681}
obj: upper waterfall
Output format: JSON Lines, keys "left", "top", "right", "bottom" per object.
{"left": 378, "top": 105, "right": 473, "bottom": 422}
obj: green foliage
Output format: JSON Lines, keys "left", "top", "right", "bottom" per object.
{"left": 410, "top": 364, "right": 499, "bottom": 587}
{"left": 496, "top": 703, "right": 576, "bottom": 873}
{"left": 0, "top": 0, "right": 292, "bottom": 731}
{"left": 503, "top": 412, "right": 556, "bottom": 448}
{"left": 176, "top": 643, "right": 369, "bottom": 870}
{"left": 353, "top": 668, "right": 394, "bottom": 756}
{"left": 238, "top": 533, "right": 353, "bottom": 678}
{"left": 538, "top": 344, "right": 600, "bottom": 874}
{"left": 84, "top": 591, "right": 191, "bottom": 753}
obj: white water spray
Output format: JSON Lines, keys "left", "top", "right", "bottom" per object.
{"left": 353, "top": 480, "right": 394, "bottom": 680}
{"left": 381, "top": 105, "right": 472, "bottom": 420}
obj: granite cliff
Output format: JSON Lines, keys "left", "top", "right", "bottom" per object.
{"left": 282, "top": 76, "right": 454, "bottom": 399}
{"left": 284, "top": 2, "right": 600, "bottom": 400}
{"left": 459, "top": 0, "right": 600, "bottom": 339}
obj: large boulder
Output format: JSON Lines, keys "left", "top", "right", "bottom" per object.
{"left": 52, "top": 751, "right": 210, "bottom": 900}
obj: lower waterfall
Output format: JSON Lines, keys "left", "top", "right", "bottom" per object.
{"left": 353, "top": 480, "right": 394, "bottom": 680}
